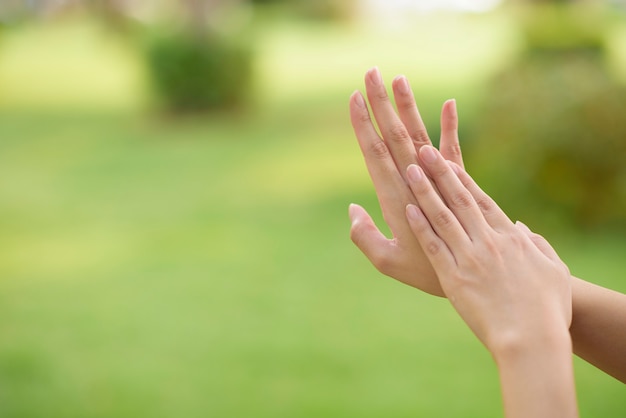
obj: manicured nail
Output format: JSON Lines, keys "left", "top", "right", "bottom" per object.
{"left": 394, "top": 75, "right": 410, "bottom": 95}
{"left": 406, "top": 204, "right": 421, "bottom": 220}
{"left": 367, "top": 67, "right": 382, "bottom": 86}
{"left": 406, "top": 164, "right": 423, "bottom": 183}
{"left": 352, "top": 91, "right": 366, "bottom": 108}
{"left": 420, "top": 146, "right": 438, "bottom": 164}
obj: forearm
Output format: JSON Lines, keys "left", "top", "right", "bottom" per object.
{"left": 494, "top": 330, "right": 578, "bottom": 418}
{"left": 570, "top": 276, "right": 626, "bottom": 383}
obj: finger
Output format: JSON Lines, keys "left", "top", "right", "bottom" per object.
{"left": 416, "top": 146, "right": 491, "bottom": 239}
{"left": 392, "top": 75, "right": 432, "bottom": 154}
{"left": 515, "top": 221, "right": 562, "bottom": 263}
{"left": 405, "top": 163, "right": 472, "bottom": 252}
{"left": 365, "top": 68, "right": 419, "bottom": 177}
{"left": 406, "top": 203, "right": 457, "bottom": 273}
{"left": 439, "top": 99, "right": 464, "bottom": 168}
{"left": 448, "top": 161, "right": 514, "bottom": 232}
{"left": 349, "top": 91, "right": 416, "bottom": 237}
{"left": 349, "top": 203, "right": 396, "bottom": 271}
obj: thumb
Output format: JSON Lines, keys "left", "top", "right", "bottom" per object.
{"left": 349, "top": 203, "right": 393, "bottom": 267}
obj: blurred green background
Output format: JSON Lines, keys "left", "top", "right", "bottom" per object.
{"left": 0, "top": 0, "right": 625, "bottom": 417}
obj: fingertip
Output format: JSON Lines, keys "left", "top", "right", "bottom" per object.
{"left": 406, "top": 163, "right": 423, "bottom": 183}
{"left": 350, "top": 91, "right": 366, "bottom": 109}
{"left": 406, "top": 203, "right": 421, "bottom": 221}
{"left": 419, "top": 144, "right": 439, "bottom": 164}
{"left": 392, "top": 75, "right": 410, "bottom": 95}
{"left": 441, "top": 98, "right": 456, "bottom": 115}
{"left": 348, "top": 203, "right": 364, "bottom": 223}
{"left": 365, "top": 66, "right": 382, "bottom": 86}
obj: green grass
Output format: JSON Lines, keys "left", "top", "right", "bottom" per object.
{"left": 0, "top": 12, "right": 625, "bottom": 418}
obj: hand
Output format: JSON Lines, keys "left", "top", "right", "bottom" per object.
{"left": 349, "top": 68, "right": 462, "bottom": 296}
{"left": 404, "top": 145, "right": 572, "bottom": 354}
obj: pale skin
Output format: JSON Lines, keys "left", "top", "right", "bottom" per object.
{"left": 349, "top": 67, "right": 626, "bottom": 414}
{"left": 348, "top": 67, "right": 462, "bottom": 296}
{"left": 404, "top": 150, "right": 577, "bottom": 417}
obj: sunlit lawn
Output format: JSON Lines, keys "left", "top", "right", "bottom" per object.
{"left": 0, "top": 12, "right": 624, "bottom": 418}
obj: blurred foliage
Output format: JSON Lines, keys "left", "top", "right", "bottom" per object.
{"left": 470, "top": 3, "right": 626, "bottom": 230}
{"left": 145, "top": 30, "right": 252, "bottom": 112}
{"left": 522, "top": 2, "right": 606, "bottom": 50}
{"left": 250, "top": 0, "right": 356, "bottom": 21}
{"left": 0, "top": 6, "right": 626, "bottom": 418}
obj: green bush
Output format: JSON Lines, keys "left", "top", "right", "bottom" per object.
{"left": 469, "top": 52, "right": 626, "bottom": 230}
{"left": 521, "top": 3, "right": 606, "bottom": 52}
{"left": 145, "top": 30, "right": 252, "bottom": 112}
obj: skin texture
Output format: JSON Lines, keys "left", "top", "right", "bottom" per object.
{"left": 349, "top": 67, "right": 462, "bottom": 296}
{"left": 570, "top": 277, "right": 626, "bottom": 383}
{"left": 404, "top": 153, "right": 572, "bottom": 351}
{"left": 349, "top": 70, "right": 626, "bottom": 385}
{"left": 404, "top": 149, "right": 578, "bottom": 418}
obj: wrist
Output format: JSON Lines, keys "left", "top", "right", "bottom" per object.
{"left": 490, "top": 325, "right": 572, "bottom": 367}
{"left": 491, "top": 329, "right": 577, "bottom": 418}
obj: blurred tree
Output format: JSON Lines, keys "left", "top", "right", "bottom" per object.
{"left": 470, "top": 1, "right": 626, "bottom": 230}
{"left": 143, "top": 0, "right": 253, "bottom": 113}
{"left": 86, "top": 0, "right": 134, "bottom": 30}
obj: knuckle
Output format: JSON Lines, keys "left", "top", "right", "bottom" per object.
{"left": 449, "top": 191, "right": 474, "bottom": 210}
{"left": 386, "top": 123, "right": 411, "bottom": 143}
{"left": 506, "top": 231, "right": 527, "bottom": 251}
{"left": 481, "top": 236, "right": 501, "bottom": 257}
{"left": 368, "top": 140, "right": 390, "bottom": 160}
{"left": 425, "top": 240, "right": 443, "bottom": 257}
{"left": 476, "top": 196, "right": 496, "bottom": 214}
{"left": 432, "top": 209, "right": 455, "bottom": 229}
{"left": 412, "top": 177, "right": 432, "bottom": 196}
{"left": 357, "top": 110, "right": 372, "bottom": 124}
{"left": 410, "top": 130, "right": 431, "bottom": 146}
{"left": 374, "top": 89, "right": 390, "bottom": 102}
{"left": 446, "top": 142, "right": 462, "bottom": 158}
{"left": 431, "top": 163, "right": 449, "bottom": 178}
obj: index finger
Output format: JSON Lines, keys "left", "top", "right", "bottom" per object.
{"left": 365, "top": 68, "right": 420, "bottom": 179}
{"left": 349, "top": 90, "right": 417, "bottom": 237}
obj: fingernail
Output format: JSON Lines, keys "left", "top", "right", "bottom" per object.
{"left": 349, "top": 204, "right": 359, "bottom": 224}
{"left": 406, "top": 164, "right": 423, "bottom": 182}
{"left": 420, "top": 146, "right": 438, "bottom": 164}
{"left": 443, "top": 99, "right": 457, "bottom": 117}
{"left": 352, "top": 91, "right": 366, "bottom": 108}
{"left": 367, "top": 67, "right": 382, "bottom": 86}
{"left": 406, "top": 204, "right": 420, "bottom": 220}
{"left": 395, "top": 75, "right": 410, "bottom": 95}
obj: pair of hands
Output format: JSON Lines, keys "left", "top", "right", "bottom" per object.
{"left": 349, "top": 68, "right": 572, "bottom": 355}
